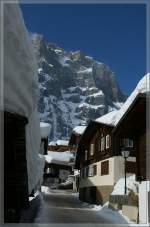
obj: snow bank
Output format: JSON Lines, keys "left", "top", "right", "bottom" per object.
{"left": 73, "top": 126, "right": 86, "bottom": 135}
{"left": 26, "top": 110, "right": 45, "bottom": 193}
{"left": 41, "top": 186, "right": 51, "bottom": 194}
{"left": 45, "top": 151, "right": 73, "bottom": 165}
{"left": 40, "top": 122, "right": 51, "bottom": 138}
{"left": 111, "top": 175, "right": 139, "bottom": 195}
{"left": 4, "top": 4, "right": 44, "bottom": 194}
{"left": 4, "top": 4, "right": 39, "bottom": 118}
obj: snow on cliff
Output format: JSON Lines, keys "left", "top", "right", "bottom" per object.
{"left": 32, "top": 35, "right": 126, "bottom": 140}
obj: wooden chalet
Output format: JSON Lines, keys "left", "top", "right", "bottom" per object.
{"left": 44, "top": 162, "right": 72, "bottom": 185}
{"left": 113, "top": 93, "right": 146, "bottom": 181}
{"left": 43, "top": 150, "right": 74, "bottom": 186}
{"left": 112, "top": 92, "right": 148, "bottom": 224}
{"left": 75, "top": 118, "right": 116, "bottom": 204}
{"left": 69, "top": 126, "right": 86, "bottom": 160}
{"left": 75, "top": 108, "right": 138, "bottom": 204}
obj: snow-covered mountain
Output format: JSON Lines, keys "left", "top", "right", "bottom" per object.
{"left": 31, "top": 34, "right": 127, "bottom": 140}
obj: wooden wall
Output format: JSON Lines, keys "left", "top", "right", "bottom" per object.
{"left": 4, "top": 111, "right": 29, "bottom": 223}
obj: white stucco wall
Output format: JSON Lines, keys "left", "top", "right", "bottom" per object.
{"left": 79, "top": 156, "right": 136, "bottom": 188}
{"left": 4, "top": 4, "right": 44, "bottom": 194}
{"left": 139, "top": 181, "right": 150, "bottom": 224}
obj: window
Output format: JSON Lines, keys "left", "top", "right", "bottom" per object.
{"left": 106, "top": 135, "right": 111, "bottom": 149}
{"left": 88, "top": 165, "right": 97, "bottom": 177}
{"left": 46, "top": 167, "right": 50, "bottom": 174}
{"left": 100, "top": 137, "right": 105, "bottom": 151}
{"left": 85, "top": 150, "right": 88, "bottom": 161}
{"left": 101, "top": 160, "right": 109, "bottom": 175}
{"left": 121, "top": 138, "right": 134, "bottom": 147}
{"left": 90, "top": 144, "right": 94, "bottom": 156}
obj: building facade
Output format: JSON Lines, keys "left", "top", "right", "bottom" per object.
{"left": 76, "top": 113, "right": 137, "bottom": 204}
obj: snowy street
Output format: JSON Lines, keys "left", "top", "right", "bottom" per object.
{"left": 32, "top": 187, "right": 128, "bottom": 224}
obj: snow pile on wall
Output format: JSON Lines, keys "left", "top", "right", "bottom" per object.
{"left": 4, "top": 4, "right": 43, "bottom": 194}
{"left": 40, "top": 122, "right": 51, "bottom": 138}
{"left": 45, "top": 151, "right": 73, "bottom": 165}
{"left": 49, "top": 141, "right": 57, "bottom": 146}
{"left": 73, "top": 126, "right": 86, "bottom": 135}
{"left": 4, "top": 4, "right": 39, "bottom": 117}
{"left": 95, "top": 73, "right": 149, "bottom": 126}
{"left": 56, "top": 140, "right": 69, "bottom": 146}
{"left": 49, "top": 140, "right": 69, "bottom": 146}
{"left": 111, "top": 175, "right": 139, "bottom": 195}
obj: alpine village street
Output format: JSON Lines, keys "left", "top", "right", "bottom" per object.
{"left": 3, "top": 2, "right": 150, "bottom": 226}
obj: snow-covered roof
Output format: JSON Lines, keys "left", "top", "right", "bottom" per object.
{"left": 95, "top": 74, "right": 149, "bottom": 127}
{"left": 45, "top": 151, "right": 73, "bottom": 165}
{"left": 40, "top": 122, "right": 51, "bottom": 138}
{"left": 95, "top": 110, "right": 118, "bottom": 126}
{"left": 56, "top": 140, "right": 69, "bottom": 146}
{"left": 49, "top": 141, "right": 56, "bottom": 146}
{"left": 73, "top": 126, "right": 86, "bottom": 135}
{"left": 114, "top": 73, "right": 149, "bottom": 126}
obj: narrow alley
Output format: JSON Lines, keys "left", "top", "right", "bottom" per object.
{"left": 31, "top": 188, "right": 128, "bottom": 224}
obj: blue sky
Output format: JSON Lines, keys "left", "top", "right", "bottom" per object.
{"left": 21, "top": 4, "right": 146, "bottom": 95}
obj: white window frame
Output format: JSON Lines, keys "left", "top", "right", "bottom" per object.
{"left": 90, "top": 143, "right": 94, "bottom": 156}
{"left": 100, "top": 137, "right": 105, "bottom": 151}
{"left": 88, "top": 165, "right": 97, "bottom": 177}
{"left": 106, "top": 135, "right": 110, "bottom": 149}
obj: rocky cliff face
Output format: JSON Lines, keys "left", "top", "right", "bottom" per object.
{"left": 32, "top": 34, "right": 126, "bottom": 140}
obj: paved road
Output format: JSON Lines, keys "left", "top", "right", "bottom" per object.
{"left": 33, "top": 189, "right": 128, "bottom": 224}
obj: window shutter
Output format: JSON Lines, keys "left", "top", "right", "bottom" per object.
{"left": 101, "top": 160, "right": 109, "bottom": 175}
